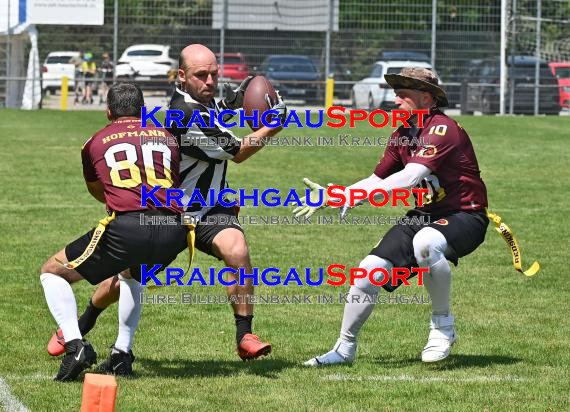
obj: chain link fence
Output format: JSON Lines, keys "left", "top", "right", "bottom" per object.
{"left": 1, "top": 0, "right": 569, "bottom": 113}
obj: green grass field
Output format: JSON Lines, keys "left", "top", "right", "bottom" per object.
{"left": 0, "top": 109, "right": 569, "bottom": 411}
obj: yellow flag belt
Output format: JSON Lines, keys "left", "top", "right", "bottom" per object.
{"left": 485, "top": 209, "right": 540, "bottom": 277}
{"left": 56, "top": 213, "right": 117, "bottom": 269}
{"left": 56, "top": 214, "right": 196, "bottom": 280}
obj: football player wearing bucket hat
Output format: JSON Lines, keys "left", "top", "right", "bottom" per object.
{"left": 299, "top": 67, "right": 489, "bottom": 366}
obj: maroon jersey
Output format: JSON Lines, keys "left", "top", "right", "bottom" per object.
{"left": 82, "top": 118, "right": 181, "bottom": 214}
{"left": 374, "top": 109, "right": 487, "bottom": 214}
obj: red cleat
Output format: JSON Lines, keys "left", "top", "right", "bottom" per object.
{"left": 237, "top": 334, "right": 272, "bottom": 361}
{"left": 47, "top": 328, "right": 65, "bottom": 356}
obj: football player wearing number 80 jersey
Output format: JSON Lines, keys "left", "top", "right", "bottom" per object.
{"left": 39, "top": 83, "right": 189, "bottom": 381}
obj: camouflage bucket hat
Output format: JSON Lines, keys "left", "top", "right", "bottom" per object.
{"left": 384, "top": 67, "right": 448, "bottom": 107}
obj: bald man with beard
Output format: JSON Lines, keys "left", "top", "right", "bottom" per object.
{"left": 166, "top": 44, "right": 286, "bottom": 360}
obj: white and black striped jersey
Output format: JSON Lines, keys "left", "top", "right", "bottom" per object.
{"left": 166, "top": 87, "right": 241, "bottom": 216}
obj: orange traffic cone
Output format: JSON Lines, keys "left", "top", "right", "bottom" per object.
{"left": 80, "top": 373, "right": 117, "bottom": 412}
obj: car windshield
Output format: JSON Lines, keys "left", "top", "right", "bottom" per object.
{"left": 269, "top": 59, "right": 316, "bottom": 73}
{"left": 386, "top": 67, "right": 407, "bottom": 75}
{"left": 369, "top": 64, "right": 383, "bottom": 77}
{"left": 220, "top": 57, "right": 244, "bottom": 65}
{"left": 127, "top": 50, "right": 163, "bottom": 57}
{"left": 553, "top": 67, "right": 570, "bottom": 78}
{"left": 46, "top": 56, "right": 74, "bottom": 64}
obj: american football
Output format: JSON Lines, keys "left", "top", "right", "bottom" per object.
{"left": 243, "top": 75, "right": 278, "bottom": 130}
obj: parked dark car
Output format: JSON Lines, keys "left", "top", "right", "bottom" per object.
{"left": 464, "top": 56, "right": 560, "bottom": 114}
{"left": 442, "top": 59, "right": 488, "bottom": 109}
{"left": 380, "top": 51, "right": 431, "bottom": 63}
{"left": 329, "top": 61, "right": 353, "bottom": 99}
{"left": 255, "top": 55, "right": 320, "bottom": 102}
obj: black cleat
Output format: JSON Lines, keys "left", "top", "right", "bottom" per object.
{"left": 97, "top": 346, "right": 135, "bottom": 377}
{"left": 54, "top": 339, "right": 97, "bottom": 381}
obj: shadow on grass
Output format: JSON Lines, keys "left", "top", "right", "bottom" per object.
{"left": 376, "top": 354, "right": 522, "bottom": 370}
{"left": 136, "top": 357, "right": 295, "bottom": 379}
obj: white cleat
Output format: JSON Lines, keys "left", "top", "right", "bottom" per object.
{"left": 303, "top": 339, "right": 356, "bottom": 367}
{"left": 422, "top": 314, "right": 457, "bottom": 363}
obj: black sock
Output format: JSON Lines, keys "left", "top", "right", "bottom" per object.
{"left": 234, "top": 314, "right": 253, "bottom": 345}
{"left": 77, "top": 299, "right": 105, "bottom": 336}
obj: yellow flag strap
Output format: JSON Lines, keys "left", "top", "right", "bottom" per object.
{"left": 147, "top": 223, "right": 196, "bottom": 290}
{"left": 56, "top": 213, "right": 116, "bottom": 270}
{"left": 186, "top": 223, "right": 196, "bottom": 267}
{"left": 485, "top": 209, "right": 540, "bottom": 277}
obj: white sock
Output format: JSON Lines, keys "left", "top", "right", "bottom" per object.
{"left": 337, "top": 255, "right": 392, "bottom": 357}
{"left": 40, "top": 273, "right": 81, "bottom": 343}
{"left": 422, "top": 257, "right": 452, "bottom": 316}
{"left": 413, "top": 227, "right": 452, "bottom": 317}
{"left": 114, "top": 276, "right": 143, "bottom": 352}
{"left": 338, "top": 285, "right": 376, "bottom": 359}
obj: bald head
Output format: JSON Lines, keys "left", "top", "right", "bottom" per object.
{"left": 179, "top": 44, "right": 217, "bottom": 71}
{"left": 178, "top": 44, "right": 219, "bottom": 104}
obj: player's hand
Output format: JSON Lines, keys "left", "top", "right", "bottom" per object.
{"left": 266, "top": 91, "right": 287, "bottom": 125}
{"left": 222, "top": 75, "right": 254, "bottom": 110}
{"left": 293, "top": 178, "right": 331, "bottom": 218}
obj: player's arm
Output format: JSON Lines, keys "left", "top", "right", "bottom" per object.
{"left": 332, "top": 163, "right": 431, "bottom": 218}
{"left": 86, "top": 180, "right": 106, "bottom": 203}
{"left": 293, "top": 165, "right": 431, "bottom": 218}
{"left": 232, "top": 125, "right": 282, "bottom": 163}
{"left": 183, "top": 94, "right": 286, "bottom": 164}
{"left": 347, "top": 163, "right": 432, "bottom": 205}
{"left": 293, "top": 142, "right": 406, "bottom": 217}
{"left": 81, "top": 139, "right": 105, "bottom": 204}
{"left": 232, "top": 92, "right": 287, "bottom": 163}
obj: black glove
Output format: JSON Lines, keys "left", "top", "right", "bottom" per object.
{"left": 220, "top": 75, "right": 254, "bottom": 110}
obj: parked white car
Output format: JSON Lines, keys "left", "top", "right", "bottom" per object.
{"left": 42, "top": 51, "right": 80, "bottom": 93}
{"left": 116, "top": 44, "right": 177, "bottom": 89}
{"left": 351, "top": 60, "right": 433, "bottom": 110}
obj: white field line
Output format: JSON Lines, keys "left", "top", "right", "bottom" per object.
{"left": 0, "top": 376, "right": 29, "bottom": 412}
{"left": 322, "top": 374, "right": 525, "bottom": 383}
{"left": 2, "top": 373, "right": 52, "bottom": 382}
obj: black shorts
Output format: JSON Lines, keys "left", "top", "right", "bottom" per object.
{"left": 83, "top": 73, "right": 95, "bottom": 84}
{"left": 193, "top": 203, "right": 244, "bottom": 259}
{"left": 65, "top": 210, "right": 188, "bottom": 285}
{"left": 370, "top": 210, "right": 489, "bottom": 292}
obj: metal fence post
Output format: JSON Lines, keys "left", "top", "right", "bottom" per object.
{"left": 460, "top": 79, "right": 468, "bottom": 114}
{"left": 325, "top": 0, "right": 333, "bottom": 105}
{"left": 6, "top": 0, "right": 11, "bottom": 106}
{"left": 431, "top": 0, "right": 437, "bottom": 69}
{"left": 113, "top": 0, "right": 118, "bottom": 83}
{"left": 508, "top": 0, "right": 517, "bottom": 115}
{"left": 500, "top": 0, "right": 507, "bottom": 115}
{"left": 534, "top": 0, "right": 541, "bottom": 116}
{"left": 218, "top": 0, "right": 228, "bottom": 100}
